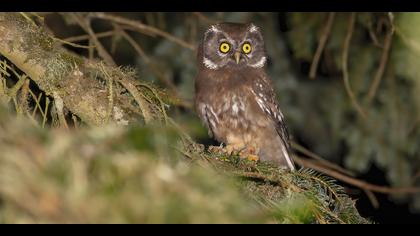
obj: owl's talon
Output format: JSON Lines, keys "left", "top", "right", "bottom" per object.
{"left": 208, "top": 145, "right": 224, "bottom": 154}
{"left": 245, "top": 154, "right": 260, "bottom": 162}
{"left": 208, "top": 145, "right": 242, "bottom": 157}
{"left": 224, "top": 145, "right": 236, "bottom": 156}
{"left": 238, "top": 146, "right": 259, "bottom": 162}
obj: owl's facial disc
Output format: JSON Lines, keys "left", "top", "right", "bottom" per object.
{"left": 232, "top": 41, "right": 252, "bottom": 64}
{"left": 201, "top": 23, "right": 267, "bottom": 69}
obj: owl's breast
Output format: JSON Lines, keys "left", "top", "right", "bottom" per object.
{"left": 196, "top": 87, "right": 267, "bottom": 143}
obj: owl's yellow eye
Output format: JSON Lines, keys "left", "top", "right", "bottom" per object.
{"left": 242, "top": 43, "right": 252, "bottom": 54}
{"left": 219, "top": 42, "right": 230, "bottom": 53}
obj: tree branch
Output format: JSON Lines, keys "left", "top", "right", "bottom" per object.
{"left": 367, "top": 20, "right": 394, "bottom": 102}
{"left": 0, "top": 13, "right": 148, "bottom": 126}
{"left": 90, "top": 13, "right": 195, "bottom": 51}
{"left": 294, "top": 156, "right": 420, "bottom": 194}
{"left": 341, "top": 13, "right": 368, "bottom": 120}
{"left": 309, "top": 12, "right": 335, "bottom": 79}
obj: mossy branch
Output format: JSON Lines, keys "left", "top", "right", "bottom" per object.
{"left": 0, "top": 13, "right": 162, "bottom": 126}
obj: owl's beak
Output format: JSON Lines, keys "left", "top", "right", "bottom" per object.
{"left": 234, "top": 52, "right": 241, "bottom": 64}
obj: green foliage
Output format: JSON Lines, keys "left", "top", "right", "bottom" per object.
{"left": 284, "top": 12, "right": 420, "bottom": 211}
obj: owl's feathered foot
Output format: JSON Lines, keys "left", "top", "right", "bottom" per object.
{"left": 238, "top": 146, "right": 260, "bottom": 162}
{"left": 208, "top": 145, "right": 226, "bottom": 154}
{"left": 208, "top": 145, "right": 260, "bottom": 162}
{"left": 208, "top": 145, "right": 238, "bottom": 156}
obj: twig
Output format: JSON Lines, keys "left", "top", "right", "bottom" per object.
{"left": 100, "top": 63, "right": 114, "bottom": 124}
{"left": 53, "top": 91, "right": 69, "bottom": 130}
{"left": 19, "top": 78, "right": 30, "bottom": 115}
{"left": 19, "top": 12, "right": 37, "bottom": 27}
{"left": 72, "top": 114, "right": 79, "bottom": 130}
{"left": 309, "top": 12, "right": 336, "bottom": 80}
{"left": 291, "top": 141, "right": 355, "bottom": 177}
{"left": 364, "top": 189, "right": 380, "bottom": 209}
{"left": 138, "top": 82, "right": 168, "bottom": 124}
{"left": 117, "top": 78, "right": 152, "bottom": 124}
{"left": 80, "top": 15, "right": 191, "bottom": 111}
{"left": 115, "top": 23, "right": 180, "bottom": 93}
{"left": 368, "top": 30, "right": 382, "bottom": 48}
{"left": 118, "top": 28, "right": 150, "bottom": 63}
{"left": 342, "top": 13, "right": 368, "bottom": 120}
{"left": 62, "top": 30, "right": 116, "bottom": 43}
{"left": 29, "top": 90, "right": 43, "bottom": 118}
{"left": 294, "top": 156, "right": 420, "bottom": 194}
{"left": 110, "top": 24, "right": 121, "bottom": 55}
{"left": 367, "top": 24, "right": 394, "bottom": 102}
{"left": 0, "top": 61, "right": 11, "bottom": 77}
{"left": 367, "top": 15, "right": 383, "bottom": 48}
{"left": 42, "top": 97, "right": 50, "bottom": 128}
{"left": 7, "top": 75, "right": 27, "bottom": 98}
{"left": 90, "top": 12, "right": 195, "bottom": 50}
{"left": 71, "top": 13, "right": 117, "bottom": 66}
{"left": 53, "top": 37, "right": 94, "bottom": 49}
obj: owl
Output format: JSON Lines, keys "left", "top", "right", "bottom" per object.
{"left": 194, "top": 22, "right": 295, "bottom": 170}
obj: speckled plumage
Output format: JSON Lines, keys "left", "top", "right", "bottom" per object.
{"left": 194, "top": 23, "right": 295, "bottom": 170}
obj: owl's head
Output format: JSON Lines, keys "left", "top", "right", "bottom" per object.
{"left": 199, "top": 22, "right": 267, "bottom": 70}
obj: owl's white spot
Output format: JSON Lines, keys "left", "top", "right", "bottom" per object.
{"left": 239, "top": 100, "right": 245, "bottom": 111}
{"left": 208, "top": 117, "right": 216, "bottom": 129}
{"left": 199, "top": 103, "right": 220, "bottom": 133}
{"left": 251, "top": 89, "right": 270, "bottom": 115}
{"left": 199, "top": 103, "right": 206, "bottom": 117}
{"left": 205, "top": 25, "right": 221, "bottom": 36}
{"left": 281, "top": 145, "right": 295, "bottom": 171}
{"left": 232, "top": 103, "right": 239, "bottom": 114}
{"left": 249, "top": 24, "right": 259, "bottom": 33}
{"left": 250, "top": 56, "right": 266, "bottom": 68}
{"left": 203, "top": 57, "right": 219, "bottom": 70}
{"left": 257, "top": 98, "right": 270, "bottom": 114}
{"left": 258, "top": 93, "right": 264, "bottom": 97}
{"left": 207, "top": 105, "right": 220, "bottom": 123}
{"left": 276, "top": 105, "right": 285, "bottom": 120}
{"left": 223, "top": 96, "right": 230, "bottom": 111}
{"left": 223, "top": 101, "right": 230, "bottom": 111}
{"left": 210, "top": 25, "right": 221, "bottom": 33}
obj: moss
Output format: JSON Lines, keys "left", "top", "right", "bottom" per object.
{"left": 0, "top": 102, "right": 371, "bottom": 223}
{"left": 57, "top": 52, "right": 84, "bottom": 68}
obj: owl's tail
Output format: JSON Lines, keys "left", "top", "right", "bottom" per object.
{"left": 259, "top": 134, "right": 295, "bottom": 171}
{"left": 279, "top": 144, "right": 295, "bottom": 171}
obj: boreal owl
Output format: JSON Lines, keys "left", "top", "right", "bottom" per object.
{"left": 194, "top": 22, "right": 295, "bottom": 170}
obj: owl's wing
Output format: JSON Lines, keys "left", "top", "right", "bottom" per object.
{"left": 250, "top": 76, "right": 295, "bottom": 170}
{"left": 196, "top": 102, "right": 217, "bottom": 138}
